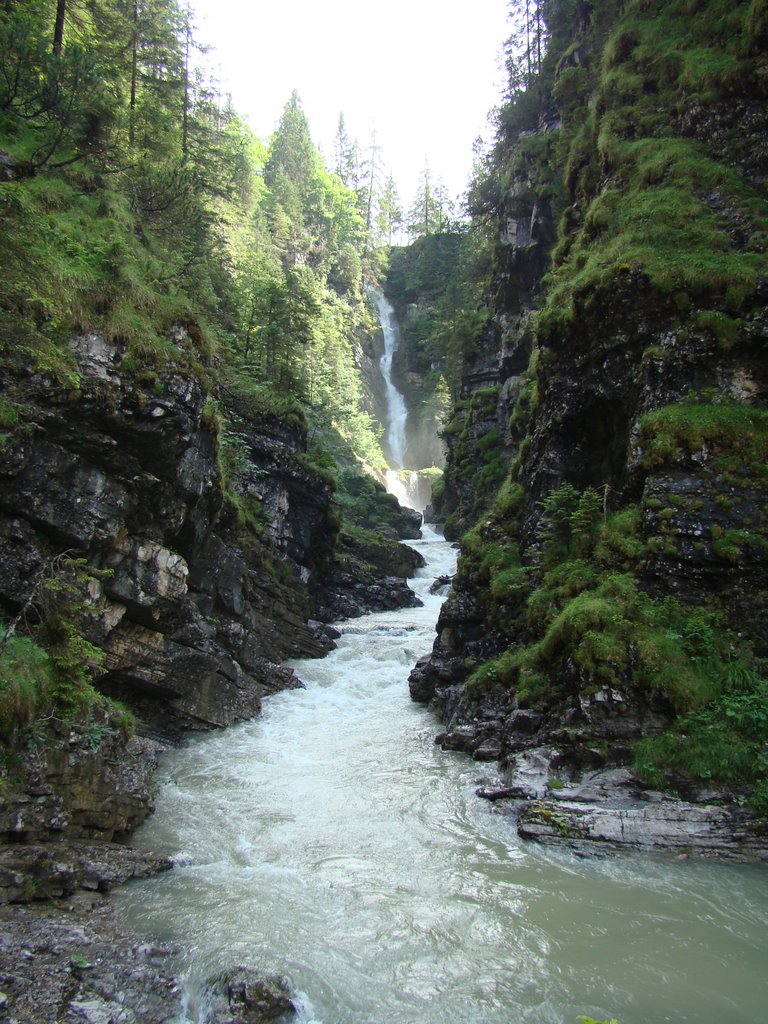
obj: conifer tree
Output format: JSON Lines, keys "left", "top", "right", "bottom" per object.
{"left": 408, "top": 160, "right": 453, "bottom": 238}
{"left": 333, "top": 112, "right": 358, "bottom": 186}
{"left": 377, "top": 173, "right": 403, "bottom": 246}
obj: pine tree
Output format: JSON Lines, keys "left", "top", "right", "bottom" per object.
{"left": 408, "top": 160, "right": 453, "bottom": 238}
{"left": 264, "top": 91, "right": 319, "bottom": 197}
{"left": 360, "top": 128, "right": 383, "bottom": 243}
{"left": 505, "top": 0, "right": 548, "bottom": 93}
{"left": 52, "top": 0, "right": 66, "bottom": 53}
{"left": 377, "top": 173, "right": 403, "bottom": 246}
{"left": 333, "top": 112, "right": 358, "bottom": 186}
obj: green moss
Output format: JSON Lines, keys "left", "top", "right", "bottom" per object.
{"left": 634, "top": 672, "right": 768, "bottom": 815}
{"left": 694, "top": 310, "right": 740, "bottom": 349}
{"left": 538, "top": 0, "right": 767, "bottom": 342}
{"left": 334, "top": 468, "right": 408, "bottom": 533}
{"left": 639, "top": 399, "right": 768, "bottom": 481}
{"left": 476, "top": 426, "right": 501, "bottom": 452}
{"left": 429, "top": 473, "right": 445, "bottom": 502}
{"left": 712, "top": 527, "right": 768, "bottom": 562}
{"left": 0, "top": 398, "right": 19, "bottom": 430}
{"left": 474, "top": 569, "right": 729, "bottom": 713}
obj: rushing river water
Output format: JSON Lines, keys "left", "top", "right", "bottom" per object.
{"left": 118, "top": 526, "right": 768, "bottom": 1024}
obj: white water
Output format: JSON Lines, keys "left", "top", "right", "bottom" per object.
{"left": 117, "top": 528, "right": 768, "bottom": 1024}
{"left": 369, "top": 288, "right": 409, "bottom": 470}
{"left": 368, "top": 288, "right": 427, "bottom": 511}
{"left": 385, "top": 467, "right": 424, "bottom": 512}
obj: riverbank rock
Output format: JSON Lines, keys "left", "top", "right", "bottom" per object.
{"left": 0, "top": 897, "right": 183, "bottom": 1023}
{"left": 0, "top": 332, "right": 334, "bottom": 743}
{"left": 405, "top": 0, "right": 768, "bottom": 860}
{"left": 429, "top": 678, "right": 768, "bottom": 860}
{"left": 397, "top": 505, "right": 423, "bottom": 540}
{"left": 0, "top": 712, "right": 160, "bottom": 847}
{"left": 206, "top": 968, "right": 296, "bottom": 1024}
{"left": 517, "top": 787, "right": 768, "bottom": 863}
{"left": 0, "top": 842, "right": 171, "bottom": 903}
{"left": 313, "top": 529, "right": 425, "bottom": 620}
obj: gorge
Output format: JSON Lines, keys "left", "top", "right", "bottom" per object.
{"left": 1, "top": 0, "right": 767, "bottom": 1021}
{"left": 117, "top": 524, "right": 768, "bottom": 1024}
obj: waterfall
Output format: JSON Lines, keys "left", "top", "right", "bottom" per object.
{"left": 368, "top": 287, "right": 409, "bottom": 465}
{"left": 368, "top": 287, "right": 425, "bottom": 510}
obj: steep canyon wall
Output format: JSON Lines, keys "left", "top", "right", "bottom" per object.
{"left": 412, "top": 0, "right": 768, "bottom": 858}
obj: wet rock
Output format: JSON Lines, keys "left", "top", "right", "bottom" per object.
{"left": 398, "top": 505, "right": 423, "bottom": 540}
{"left": 207, "top": 967, "right": 296, "bottom": 1024}
{"left": 428, "top": 573, "right": 453, "bottom": 595}
{"left": 0, "top": 900, "right": 182, "bottom": 1023}
{"left": 500, "top": 747, "right": 556, "bottom": 801}
{"left": 316, "top": 573, "right": 422, "bottom": 621}
{"left": 476, "top": 785, "right": 533, "bottom": 802}
{"left": 438, "top": 726, "right": 480, "bottom": 753}
{"left": 306, "top": 619, "right": 340, "bottom": 653}
{"left": 518, "top": 796, "right": 768, "bottom": 862}
{"left": 473, "top": 740, "right": 503, "bottom": 762}
{"left": 408, "top": 656, "right": 469, "bottom": 705}
{"left": 0, "top": 842, "right": 170, "bottom": 904}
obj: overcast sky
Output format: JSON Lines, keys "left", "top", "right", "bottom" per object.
{"left": 191, "top": 0, "right": 510, "bottom": 210}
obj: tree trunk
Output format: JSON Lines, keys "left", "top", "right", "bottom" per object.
{"left": 53, "top": 0, "right": 66, "bottom": 54}
{"left": 182, "top": 19, "right": 191, "bottom": 157}
{"left": 129, "top": 1, "right": 138, "bottom": 147}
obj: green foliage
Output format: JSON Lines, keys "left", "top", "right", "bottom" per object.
{"left": 0, "top": 4, "right": 394, "bottom": 481}
{"left": 694, "top": 309, "right": 740, "bottom": 349}
{"left": 0, "top": 398, "right": 19, "bottom": 429}
{"left": 639, "top": 398, "right": 768, "bottom": 484}
{"left": 469, "top": 557, "right": 734, "bottom": 713}
{"left": 634, "top": 669, "right": 768, "bottom": 815}
{"left": 0, "top": 631, "right": 54, "bottom": 743}
{"left": 538, "top": 484, "right": 606, "bottom": 566}
{"left": 537, "top": 0, "right": 767, "bottom": 340}
{"left": 385, "top": 228, "right": 492, "bottom": 396}
{"left": 465, "top": 479, "right": 740, "bottom": 715}
{"left": 448, "top": 0, "right": 768, "bottom": 816}
{"left": 334, "top": 469, "right": 406, "bottom": 534}
{"left": 0, "top": 556, "right": 137, "bottom": 750}
{"left": 36, "top": 557, "right": 110, "bottom": 707}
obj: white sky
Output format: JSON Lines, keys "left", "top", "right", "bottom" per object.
{"left": 191, "top": 0, "right": 510, "bottom": 211}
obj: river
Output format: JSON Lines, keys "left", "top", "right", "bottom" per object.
{"left": 117, "top": 525, "right": 768, "bottom": 1024}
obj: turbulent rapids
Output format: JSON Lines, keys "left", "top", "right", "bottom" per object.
{"left": 117, "top": 526, "right": 768, "bottom": 1024}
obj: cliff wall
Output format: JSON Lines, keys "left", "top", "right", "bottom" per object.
{"left": 412, "top": 0, "right": 768, "bottom": 859}
{"left": 0, "top": 325, "right": 421, "bottom": 895}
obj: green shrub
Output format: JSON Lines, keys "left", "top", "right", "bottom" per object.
{"left": 634, "top": 671, "right": 768, "bottom": 814}
{"left": 0, "top": 632, "right": 54, "bottom": 743}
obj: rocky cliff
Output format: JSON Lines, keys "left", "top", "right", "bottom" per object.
{"left": 0, "top": 325, "right": 421, "bottom": 902}
{"left": 411, "top": 0, "right": 768, "bottom": 860}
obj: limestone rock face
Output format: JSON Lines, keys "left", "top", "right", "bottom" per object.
{"left": 0, "top": 332, "right": 333, "bottom": 869}
{"left": 0, "top": 327, "right": 425, "bottom": 888}
{"left": 0, "top": 710, "right": 160, "bottom": 846}
{"left": 409, "top": 8, "right": 768, "bottom": 860}
{"left": 517, "top": 791, "right": 768, "bottom": 862}
{"left": 0, "top": 332, "right": 329, "bottom": 744}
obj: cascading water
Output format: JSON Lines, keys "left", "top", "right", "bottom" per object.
{"left": 367, "top": 287, "right": 423, "bottom": 510}
{"left": 117, "top": 526, "right": 768, "bottom": 1024}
